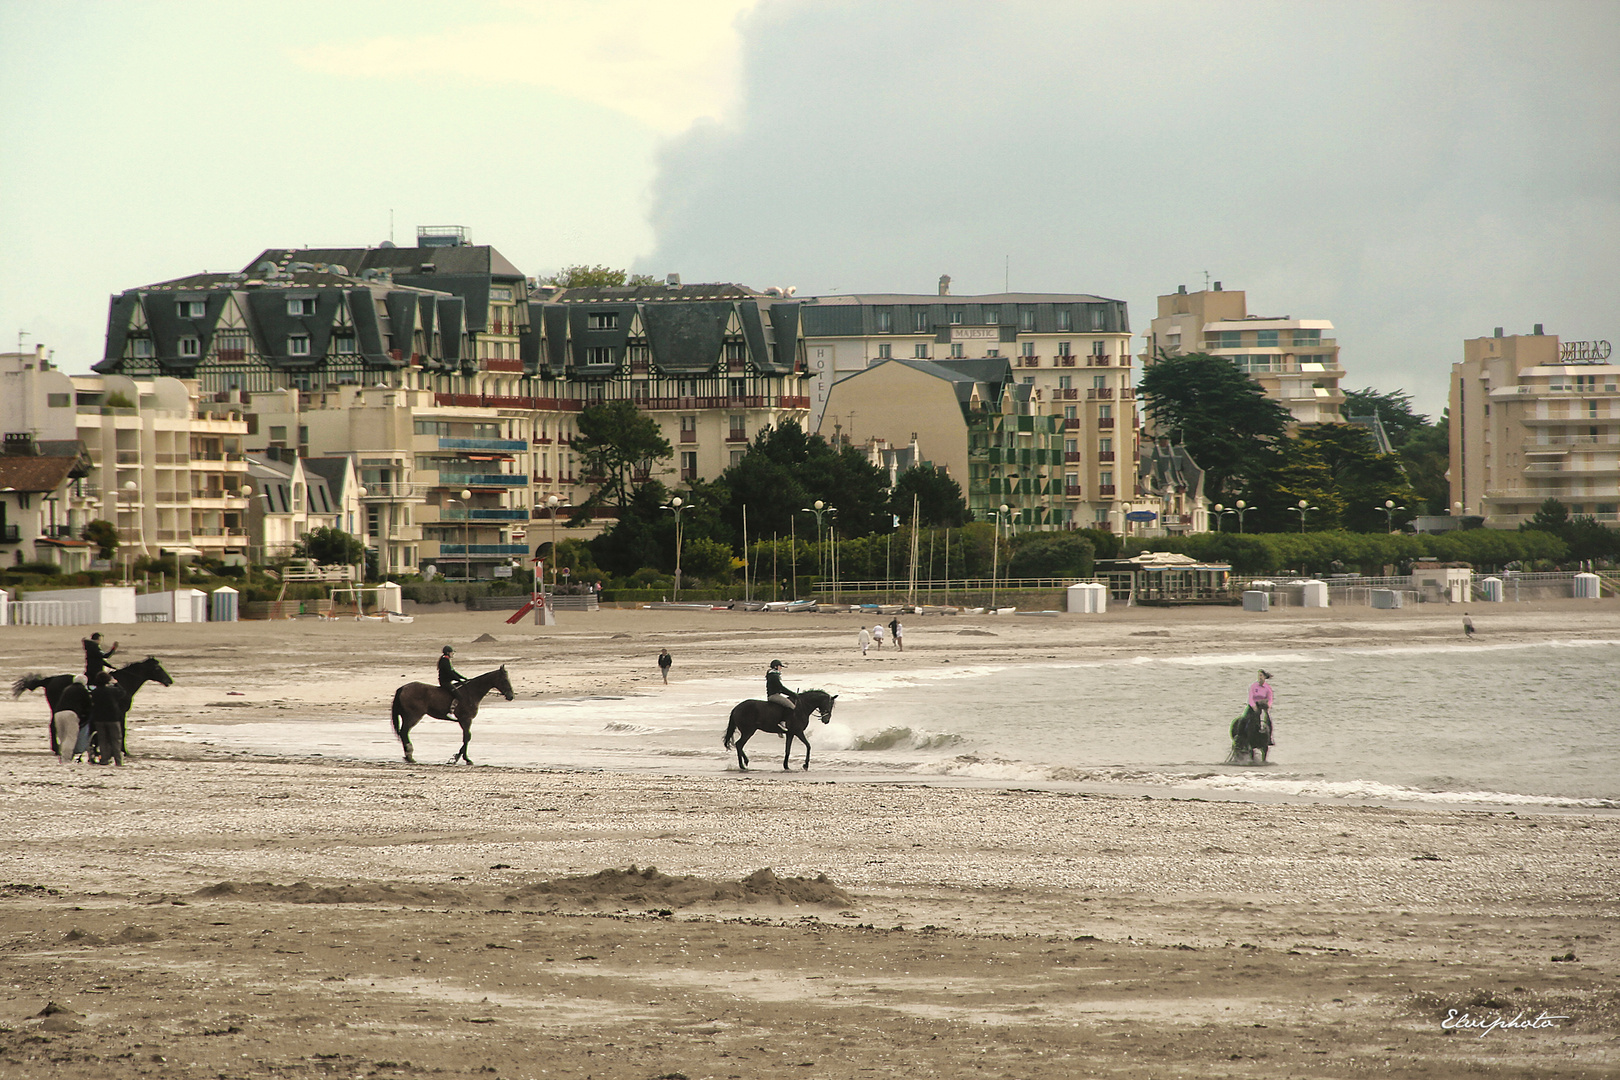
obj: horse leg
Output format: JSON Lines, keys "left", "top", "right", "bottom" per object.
{"left": 734, "top": 728, "right": 752, "bottom": 771}
{"left": 453, "top": 720, "right": 473, "bottom": 765}
{"left": 400, "top": 716, "right": 418, "bottom": 764}
{"left": 795, "top": 731, "right": 812, "bottom": 771}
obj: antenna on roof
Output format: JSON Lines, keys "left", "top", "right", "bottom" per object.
{"left": 389, "top": 209, "right": 394, "bottom": 246}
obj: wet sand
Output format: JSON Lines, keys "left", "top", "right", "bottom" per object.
{"left": 1, "top": 603, "right": 1616, "bottom": 1078}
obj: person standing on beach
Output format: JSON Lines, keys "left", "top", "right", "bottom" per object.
{"left": 859, "top": 627, "right": 871, "bottom": 656}
{"left": 872, "top": 623, "right": 885, "bottom": 649}
{"left": 890, "top": 618, "right": 903, "bottom": 652}
{"left": 657, "top": 648, "right": 673, "bottom": 683}
{"left": 83, "top": 632, "right": 118, "bottom": 682}
{"left": 1463, "top": 613, "right": 1475, "bottom": 638}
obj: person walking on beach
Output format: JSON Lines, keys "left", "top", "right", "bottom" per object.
{"left": 871, "top": 623, "right": 885, "bottom": 649}
{"left": 1463, "top": 612, "right": 1475, "bottom": 638}
{"left": 890, "top": 618, "right": 903, "bottom": 652}
{"left": 859, "top": 627, "right": 871, "bottom": 656}
{"left": 766, "top": 659, "right": 797, "bottom": 716}
{"left": 83, "top": 632, "right": 118, "bottom": 683}
{"left": 657, "top": 648, "right": 673, "bottom": 683}
{"left": 87, "top": 678, "right": 127, "bottom": 766}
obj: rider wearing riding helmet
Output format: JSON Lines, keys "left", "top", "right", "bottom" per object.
{"left": 766, "top": 659, "right": 797, "bottom": 715}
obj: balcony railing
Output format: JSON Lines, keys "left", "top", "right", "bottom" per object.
{"left": 1064, "top": 451, "right": 1081, "bottom": 463}
{"left": 679, "top": 430, "right": 697, "bottom": 443}
{"left": 437, "top": 543, "right": 532, "bottom": 556}
{"left": 1063, "top": 418, "right": 1081, "bottom": 430}
{"left": 1064, "top": 485, "right": 1083, "bottom": 498}
{"left": 435, "top": 473, "right": 529, "bottom": 487}
{"left": 1097, "top": 451, "right": 1116, "bottom": 462}
{"left": 360, "top": 482, "right": 424, "bottom": 499}
{"left": 438, "top": 437, "right": 529, "bottom": 452}
{"left": 1087, "top": 388, "right": 1115, "bottom": 400}
{"left": 1098, "top": 485, "right": 1117, "bottom": 496}
{"left": 438, "top": 508, "right": 531, "bottom": 521}
{"left": 1097, "top": 417, "right": 1115, "bottom": 429}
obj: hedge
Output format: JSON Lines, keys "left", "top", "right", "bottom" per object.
{"left": 1123, "top": 529, "right": 1569, "bottom": 574}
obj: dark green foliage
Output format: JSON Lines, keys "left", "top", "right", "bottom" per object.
{"left": 1248, "top": 423, "right": 1415, "bottom": 532}
{"left": 681, "top": 536, "right": 736, "bottom": 579}
{"left": 1007, "top": 532, "right": 1095, "bottom": 578}
{"left": 571, "top": 400, "right": 674, "bottom": 517}
{"left": 80, "top": 519, "right": 119, "bottom": 559}
{"left": 1398, "top": 411, "right": 1451, "bottom": 515}
{"left": 890, "top": 466, "right": 971, "bottom": 527}
{"left": 1137, "top": 351, "right": 1292, "bottom": 501}
{"left": 1340, "top": 387, "right": 1430, "bottom": 448}
{"left": 294, "top": 526, "right": 365, "bottom": 565}
{"left": 1520, "top": 498, "right": 1620, "bottom": 563}
{"left": 1076, "top": 527, "right": 1121, "bottom": 560}
{"left": 715, "top": 421, "right": 892, "bottom": 542}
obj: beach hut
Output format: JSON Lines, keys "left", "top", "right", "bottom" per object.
{"left": 210, "top": 586, "right": 239, "bottom": 622}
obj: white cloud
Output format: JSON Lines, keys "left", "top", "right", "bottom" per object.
{"left": 290, "top": 0, "right": 760, "bottom": 135}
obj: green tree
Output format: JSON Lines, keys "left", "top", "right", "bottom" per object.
{"left": 294, "top": 526, "right": 365, "bottom": 565}
{"left": 1399, "top": 410, "right": 1451, "bottom": 515}
{"left": 546, "top": 265, "right": 659, "bottom": 288}
{"left": 681, "top": 536, "right": 735, "bottom": 580}
{"left": 571, "top": 400, "right": 673, "bottom": 519}
{"left": 715, "top": 421, "right": 892, "bottom": 544}
{"left": 80, "top": 519, "right": 119, "bottom": 559}
{"left": 1520, "top": 497, "right": 1620, "bottom": 564}
{"left": 1007, "top": 532, "right": 1095, "bottom": 578}
{"left": 1264, "top": 423, "right": 1415, "bottom": 532}
{"left": 1340, "top": 387, "right": 1429, "bottom": 449}
{"left": 889, "top": 465, "right": 970, "bottom": 527}
{"left": 1137, "top": 351, "right": 1292, "bottom": 502}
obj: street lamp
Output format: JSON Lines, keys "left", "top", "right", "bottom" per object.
{"left": 800, "top": 499, "right": 834, "bottom": 580}
{"left": 1379, "top": 498, "right": 1406, "bottom": 533}
{"left": 545, "top": 494, "right": 569, "bottom": 592}
{"left": 991, "top": 502, "right": 1010, "bottom": 609}
{"left": 662, "top": 495, "right": 688, "bottom": 600}
{"left": 1232, "top": 498, "right": 1251, "bottom": 533}
{"left": 1212, "top": 502, "right": 1226, "bottom": 532}
{"left": 1287, "top": 497, "right": 1318, "bottom": 533}
{"left": 446, "top": 487, "right": 472, "bottom": 582}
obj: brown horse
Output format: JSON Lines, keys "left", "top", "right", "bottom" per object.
{"left": 391, "top": 666, "right": 513, "bottom": 764}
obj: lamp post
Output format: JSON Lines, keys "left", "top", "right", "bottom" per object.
{"left": 546, "top": 494, "right": 567, "bottom": 592}
{"left": 1233, "top": 498, "right": 1250, "bottom": 533}
{"left": 446, "top": 488, "right": 472, "bottom": 582}
{"left": 1379, "top": 498, "right": 1405, "bottom": 533}
{"left": 1287, "top": 497, "right": 1318, "bottom": 534}
{"left": 1212, "top": 503, "right": 1224, "bottom": 532}
{"left": 801, "top": 499, "right": 834, "bottom": 581}
{"left": 662, "top": 495, "right": 688, "bottom": 600}
{"left": 991, "top": 502, "right": 1009, "bottom": 609}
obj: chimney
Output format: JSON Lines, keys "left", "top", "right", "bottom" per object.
{"left": 1494, "top": 327, "right": 1504, "bottom": 338}
{"left": 1213, "top": 281, "right": 1222, "bottom": 292}
{"left": 1534, "top": 323, "right": 1544, "bottom": 335}
{"left": 666, "top": 273, "right": 681, "bottom": 287}
{"left": 938, "top": 274, "right": 951, "bottom": 296}
{"left": 1177, "top": 285, "right": 1187, "bottom": 295}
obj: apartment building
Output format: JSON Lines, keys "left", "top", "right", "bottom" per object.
{"left": 802, "top": 286, "right": 1137, "bottom": 530}
{"left": 1141, "top": 284, "right": 1346, "bottom": 427}
{"left": 1450, "top": 325, "right": 1620, "bottom": 526}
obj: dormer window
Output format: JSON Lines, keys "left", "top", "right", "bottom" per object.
{"left": 179, "top": 336, "right": 200, "bottom": 357}
{"left": 587, "top": 312, "right": 618, "bottom": 330}
{"left": 289, "top": 335, "right": 311, "bottom": 356}
{"left": 333, "top": 334, "right": 356, "bottom": 355}
{"left": 177, "top": 300, "right": 206, "bottom": 318}
{"left": 133, "top": 338, "right": 154, "bottom": 358}
{"left": 287, "top": 297, "right": 316, "bottom": 316}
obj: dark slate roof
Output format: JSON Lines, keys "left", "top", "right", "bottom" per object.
{"left": 554, "top": 283, "right": 760, "bottom": 302}
{"left": 1138, "top": 440, "right": 1207, "bottom": 499}
{"left": 801, "top": 293, "right": 1131, "bottom": 336}
{"left": 301, "top": 458, "right": 355, "bottom": 502}
{"left": 247, "top": 245, "right": 526, "bottom": 281}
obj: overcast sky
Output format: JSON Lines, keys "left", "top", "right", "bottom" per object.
{"left": 3, "top": 0, "right": 1615, "bottom": 417}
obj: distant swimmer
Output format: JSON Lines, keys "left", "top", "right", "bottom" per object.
{"left": 1463, "top": 613, "right": 1476, "bottom": 638}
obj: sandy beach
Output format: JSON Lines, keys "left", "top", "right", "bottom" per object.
{"left": 2, "top": 602, "right": 1617, "bottom": 1078}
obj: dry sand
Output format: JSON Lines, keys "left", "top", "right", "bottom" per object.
{"left": 1, "top": 602, "right": 1617, "bottom": 1079}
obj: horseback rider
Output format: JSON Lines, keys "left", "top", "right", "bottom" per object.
{"left": 439, "top": 645, "right": 466, "bottom": 718}
{"left": 83, "top": 632, "right": 118, "bottom": 683}
{"left": 766, "top": 659, "right": 797, "bottom": 717}
{"left": 1248, "top": 669, "right": 1274, "bottom": 744}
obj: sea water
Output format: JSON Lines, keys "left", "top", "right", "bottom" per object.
{"left": 149, "top": 639, "right": 1620, "bottom": 811}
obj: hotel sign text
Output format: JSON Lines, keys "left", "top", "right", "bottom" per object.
{"left": 1560, "top": 340, "right": 1612, "bottom": 362}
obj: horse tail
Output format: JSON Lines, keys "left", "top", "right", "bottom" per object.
{"left": 391, "top": 687, "right": 405, "bottom": 737}
{"left": 12, "top": 673, "right": 47, "bottom": 699}
{"left": 723, "top": 706, "right": 741, "bottom": 750}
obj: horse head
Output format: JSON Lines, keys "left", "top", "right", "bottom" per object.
{"left": 805, "top": 689, "right": 837, "bottom": 724}
{"left": 495, "top": 665, "right": 514, "bottom": 701}
{"left": 144, "top": 656, "right": 175, "bottom": 687}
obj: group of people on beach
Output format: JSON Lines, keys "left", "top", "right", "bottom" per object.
{"left": 858, "top": 618, "right": 903, "bottom": 656}
{"left": 53, "top": 633, "right": 131, "bottom": 765}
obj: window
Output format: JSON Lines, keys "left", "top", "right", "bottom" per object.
{"left": 1021, "top": 341, "right": 1035, "bottom": 357}
{"left": 982, "top": 306, "right": 998, "bottom": 325}
{"left": 913, "top": 344, "right": 929, "bottom": 359}
{"left": 678, "top": 380, "right": 696, "bottom": 397}
{"left": 949, "top": 309, "right": 963, "bottom": 325}
{"left": 874, "top": 309, "right": 893, "bottom": 333}
{"left": 286, "top": 297, "right": 316, "bottom": 316}
{"left": 1098, "top": 405, "right": 1112, "bottom": 419}
{"left": 177, "top": 300, "right": 206, "bottom": 318}
{"left": 180, "top": 336, "right": 200, "bottom": 357}
{"left": 877, "top": 343, "right": 892, "bottom": 359}
{"left": 587, "top": 312, "right": 618, "bottom": 330}
{"left": 1257, "top": 329, "right": 1278, "bottom": 348}
{"left": 490, "top": 286, "right": 513, "bottom": 302}
{"left": 1167, "top": 332, "right": 1181, "bottom": 350}
{"left": 289, "top": 335, "right": 310, "bottom": 356}
{"left": 729, "top": 378, "right": 746, "bottom": 399}
{"left": 415, "top": 420, "right": 452, "bottom": 436}
{"left": 1066, "top": 472, "right": 1079, "bottom": 488}
{"left": 1212, "top": 330, "right": 1241, "bottom": 349}
{"left": 1056, "top": 308, "right": 1072, "bottom": 331}
{"left": 950, "top": 343, "right": 964, "bottom": 358}
{"left": 986, "top": 349, "right": 999, "bottom": 358}
{"left": 1019, "top": 308, "right": 1035, "bottom": 331}
{"left": 913, "top": 310, "right": 929, "bottom": 333}
{"left": 585, "top": 382, "right": 606, "bottom": 401}
{"left": 585, "top": 346, "right": 613, "bottom": 365}
{"left": 680, "top": 450, "right": 698, "bottom": 479}
{"left": 48, "top": 392, "right": 70, "bottom": 408}
{"left": 729, "top": 415, "right": 746, "bottom": 438}
{"left": 1090, "top": 306, "right": 1105, "bottom": 330}
{"left": 1064, "top": 406, "right": 1077, "bottom": 420}
{"left": 1099, "top": 438, "right": 1112, "bottom": 454}
{"left": 1058, "top": 376, "right": 1072, "bottom": 389}
{"left": 1092, "top": 340, "right": 1107, "bottom": 357}
{"left": 1023, "top": 376, "right": 1035, "bottom": 385}
{"left": 680, "top": 415, "right": 697, "bottom": 433}
{"left": 1100, "top": 470, "right": 1113, "bottom": 487}
{"left": 333, "top": 334, "right": 356, "bottom": 355}
{"left": 1057, "top": 341, "right": 1071, "bottom": 357}
{"left": 730, "top": 450, "right": 746, "bottom": 467}
{"left": 1589, "top": 400, "right": 1600, "bottom": 417}
{"left": 1292, "top": 328, "right": 1321, "bottom": 347}
{"left": 270, "top": 426, "right": 287, "bottom": 442}
{"left": 1093, "top": 375, "right": 1107, "bottom": 388}
{"left": 131, "top": 338, "right": 153, "bottom": 358}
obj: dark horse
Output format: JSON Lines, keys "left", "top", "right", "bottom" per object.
{"left": 1228, "top": 706, "right": 1273, "bottom": 764}
{"left": 391, "top": 666, "right": 513, "bottom": 764}
{"left": 13, "top": 656, "right": 175, "bottom": 757}
{"left": 723, "top": 689, "right": 837, "bottom": 771}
